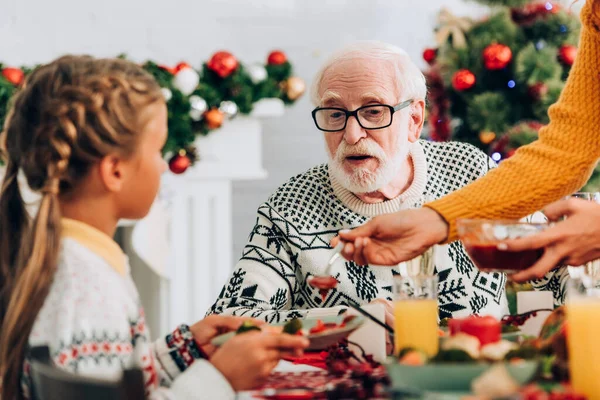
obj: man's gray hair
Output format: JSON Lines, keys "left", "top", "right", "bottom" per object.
{"left": 310, "top": 41, "right": 427, "bottom": 106}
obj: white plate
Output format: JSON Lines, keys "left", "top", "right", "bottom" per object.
{"left": 211, "top": 315, "right": 365, "bottom": 351}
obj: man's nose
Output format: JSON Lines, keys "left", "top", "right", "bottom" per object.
{"left": 343, "top": 115, "right": 367, "bottom": 145}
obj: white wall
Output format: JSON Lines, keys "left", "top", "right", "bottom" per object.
{"left": 1, "top": 0, "right": 491, "bottom": 281}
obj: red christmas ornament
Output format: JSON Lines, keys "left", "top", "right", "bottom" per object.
{"left": 158, "top": 64, "right": 177, "bottom": 74}
{"left": 527, "top": 121, "right": 545, "bottom": 131}
{"left": 428, "top": 112, "right": 451, "bottom": 142}
{"left": 169, "top": 151, "right": 191, "bottom": 174}
{"left": 533, "top": 1, "right": 559, "bottom": 15}
{"left": 175, "top": 62, "right": 192, "bottom": 73}
{"left": 1, "top": 67, "right": 25, "bottom": 86}
{"left": 483, "top": 44, "right": 513, "bottom": 70}
{"left": 422, "top": 48, "right": 437, "bottom": 65}
{"left": 558, "top": 45, "right": 577, "bottom": 66}
{"left": 267, "top": 50, "right": 287, "bottom": 65}
{"left": 528, "top": 82, "right": 548, "bottom": 101}
{"left": 452, "top": 69, "right": 476, "bottom": 91}
{"left": 511, "top": 2, "right": 559, "bottom": 25}
{"left": 207, "top": 51, "right": 238, "bottom": 78}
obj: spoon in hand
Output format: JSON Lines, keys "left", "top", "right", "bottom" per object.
{"left": 307, "top": 242, "right": 345, "bottom": 299}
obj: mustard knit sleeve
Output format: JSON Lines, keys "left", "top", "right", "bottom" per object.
{"left": 427, "top": 1, "right": 600, "bottom": 242}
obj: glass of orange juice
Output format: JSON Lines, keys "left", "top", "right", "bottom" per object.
{"left": 567, "top": 277, "right": 600, "bottom": 400}
{"left": 393, "top": 275, "right": 439, "bottom": 357}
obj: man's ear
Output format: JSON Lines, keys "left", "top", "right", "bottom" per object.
{"left": 98, "top": 155, "right": 125, "bottom": 193}
{"left": 407, "top": 99, "right": 425, "bottom": 143}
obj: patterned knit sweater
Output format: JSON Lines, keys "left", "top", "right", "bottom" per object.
{"left": 209, "top": 140, "right": 568, "bottom": 324}
{"left": 427, "top": 1, "right": 600, "bottom": 241}
{"left": 24, "top": 219, "right": 234, "bottom": 400}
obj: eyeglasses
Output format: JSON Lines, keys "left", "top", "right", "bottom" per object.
{"left": 311, "top": 99, "right": 413, "bottom": 132}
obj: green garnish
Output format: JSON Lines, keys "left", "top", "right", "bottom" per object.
{"left": 282, "top": 318, "right": 303, "bottom": 334}
{"left": 236, "top": 321, "right": 261, "bottom": 334}
{"left": 504, "top": 344, "right": 540, "bottom": 360}
{"left": 502, "top": 324, "right": 520, "bottom": 333}
{"left": 397, "top": 347, "right": 418, "bottom": 358}
{"left": 432, "top": 349, "right": 475, "bottom": 363}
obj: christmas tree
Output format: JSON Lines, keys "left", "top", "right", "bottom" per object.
{"left": 423, "top": 0, "right": 600, "bottom": 188}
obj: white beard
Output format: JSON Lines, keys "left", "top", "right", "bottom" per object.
{"left": 328, "top": 138, "right": 410, "bottom": 194}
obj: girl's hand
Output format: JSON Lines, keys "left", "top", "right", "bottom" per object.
{"left": 210, "top": 332, "right": 309, "bottom": 391}
{"left": 190, "top": 315, "right": 263, "bottom": 356}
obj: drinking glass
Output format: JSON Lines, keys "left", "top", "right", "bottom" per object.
{"left": 392, "top": 276, "right": 439, "bottom": 357}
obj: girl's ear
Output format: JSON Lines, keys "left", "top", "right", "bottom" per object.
{"left": 98, "top": 155, "right": 125, "bottom": 193}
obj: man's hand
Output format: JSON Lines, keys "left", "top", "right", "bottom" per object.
{"left": 331, "top": 208, "right": 449, "bottom": 265}
{"left": 501, "top": 199, "right": 600, "bottom": 282}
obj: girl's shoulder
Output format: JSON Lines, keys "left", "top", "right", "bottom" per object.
{"left": 28, "top": 239, "right": 139, "bottom": 349}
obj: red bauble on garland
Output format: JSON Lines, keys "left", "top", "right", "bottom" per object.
{"left": 528, "top": 82, "right": 548, "bottom": 101}
{"left": 451, "top": 69, "right": 476, "bottom": 91}
{"left": 267, "top": 50, "right": 287, "bottom": 65}
{"left": 511, "top": 2, "right": 560, "bottom": 25}
{"left": 482, "top": 44, "right": 512, "bottom": 70}
{"left": 558, "top": 45, "right": 577, "bottom": 66}
{"left": 422, "top": 48, "right": 437, "bottom": 65}
{"left": 175, "top": 62, "right": 192, "bottom": 73}
{"left": 158, "top": 62, "right": 192, "bottom": 75}
{"left": 429, "top": 114, "right": 451, "bottom": 141}
{"left": 169, "top": 151, "right": 191, "bottom": 174}
{"left": 1, "top": 67, "right": 25, "bottom": 86}
{"left": 207, "top": 51, "right": 238, "bottom": 78}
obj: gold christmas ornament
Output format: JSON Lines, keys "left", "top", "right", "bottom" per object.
{"left": 479, "top": 131, "right": 497, "bottom": 144}
{"left": 284, "top": 76, "right": 306, "bottom": 101}
{"left": 435, "top": 8, "right": 474, "bottom": 49}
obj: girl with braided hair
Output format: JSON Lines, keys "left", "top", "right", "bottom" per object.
{"left": 0, "top": 55, "right": 307, "bottom": 400}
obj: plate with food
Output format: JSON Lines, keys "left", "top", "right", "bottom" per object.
{"left": 386, "top": 315, "right": 539, "bottom": 393}
{"left": 210, "top": 315, "right": 365, "bottom": 351}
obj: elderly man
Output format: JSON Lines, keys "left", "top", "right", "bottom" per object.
{"left": 209, "top": 41, "right": 527, "bottom": 323}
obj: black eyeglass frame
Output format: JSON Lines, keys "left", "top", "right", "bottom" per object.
{"left": 311, "top": 99, "right": 414, "bottom": 132}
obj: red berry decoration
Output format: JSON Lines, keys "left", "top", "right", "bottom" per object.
{"left": 207, "top": 51, "right": 238, "bottom": 78}
{"left": 267, "top": 50, "right": 287, "bottom": 65}
{"left": 422, "top": 48, "right": 437, "bottom": 65}
{"left": 483, "top": 43, "right": 513, "bottom": 70}
{"left": 452, "top": 69, "right": 476, "bottom": 91}
{"left": 1, "top": 67, "right": 25, "bottom": 86}
{"left": 558, "top": 45, "right": 577, "bottom": 66}
{"left": 169, "top": 151, "right": 191, "bottom": 174}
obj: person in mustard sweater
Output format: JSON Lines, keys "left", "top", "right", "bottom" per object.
{"left": 333, "top": 0, "right": 600, "bottom": 283}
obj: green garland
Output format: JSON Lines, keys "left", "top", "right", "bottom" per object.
{"left": 0, "top": 50, "right": 303, "bottom": 166}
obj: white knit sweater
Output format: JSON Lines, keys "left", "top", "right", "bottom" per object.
{"left": 209, "top": 140, "right": 568, "bottom": 323}
{"left": 23, "top": 219, "right": 234, "bottom": 400}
